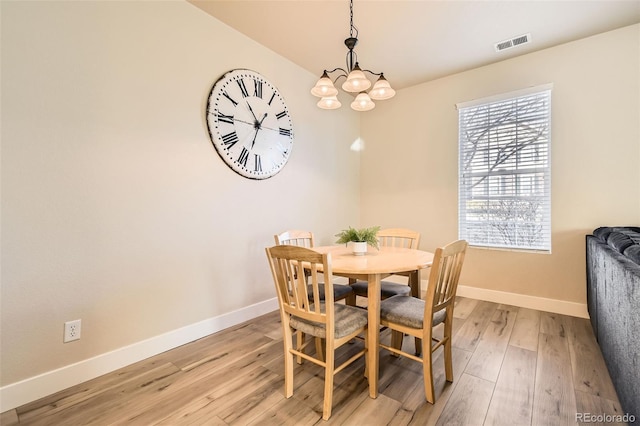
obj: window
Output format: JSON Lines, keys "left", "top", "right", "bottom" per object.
{"left": 457, "top": 85, "right": 551, "bottom": 252}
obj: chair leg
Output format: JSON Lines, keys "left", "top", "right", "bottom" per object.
{"left": 296, "top": 331, "right": 304, "bottom": 364}
{"left": 444, "top": 317, "right": 454, "bottom": 382}
{"left": 391, "top": 330, "right": 403, "bottom": 357}
{"left": 444, "top": 337, "right": 453, "bottom": 383}
{"left": 283, "top": 329, "right": 295, "bottom": 398}
{"left": 345, "top": 278, "right": 357, "bottom": 306}
{"left": 314, "top": 337, "right": 326, "bottom": 362}
{"left": 364, "top": 332, "right": 369, "bottom": 378}
{"left": 322, "top": 345, "right": 335, "bottom": 420}
{"left": 422, "top": 338, "right": 435, "bottom": 404}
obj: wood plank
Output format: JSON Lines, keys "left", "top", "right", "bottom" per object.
{"left": 454, "top": 297, "right": 479, "bottom": 319}
{"left": 465, "top": 305, "right": 518, "bottom": 382}
{"left": 539, "top": 311, "right": 569, "bottom": 338}
{"left": 453, "top": 300, "right": 499, "bottom": 352}
{"left": 0, "top": 409, "right": 18, "bottom": 426}
{"left": 15, "top": 356, "right": 174, "bottom": 422}
{"left": 566, "top": 316, "right": 620, "bottom": 402}
{"left": 435, "top": 373, "right": 495, "bottom": 426}
{"left": 532, "top": 333, "right": 578, "bottom": 426}
{"left": 339, "top": 393, "right": 403, "bottom": 426}
{"left": 510, "top": 307, "right": 541, "bottom": 352}
{"left": 574, "top": 390, "right": 626, "bottom": 426}
{"left": 125, "top": 340, "right": 283, "bottom": 424}
{"left": 246, "top": 395, "right": 322, "bottom": 426}
{"left": 19, "top": 362, "right": 182, "bottom": 426}
{"left": 484, "top": 345, "right": 537, "bottom": 426}
{"left": 409, "top": 347, "right": 474, "bottom": 426}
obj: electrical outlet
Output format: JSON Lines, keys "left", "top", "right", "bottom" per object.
{"left": 64, "top": 319, "right": 81, "bottom": 343}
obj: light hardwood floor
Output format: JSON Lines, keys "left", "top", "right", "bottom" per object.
{"left": 1, "top": 297, "right": 626, "bottom": 425}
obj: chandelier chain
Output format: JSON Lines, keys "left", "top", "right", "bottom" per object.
{"left": 349, "top": 0, "right": 358, "bottom": 39}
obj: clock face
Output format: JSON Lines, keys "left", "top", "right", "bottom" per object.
{"left": 206, "top": 69, "right": 294, "bottom": 179}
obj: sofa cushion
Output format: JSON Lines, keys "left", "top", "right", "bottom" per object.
{"left": 624, "top": 245, "right": 640, "bottom": 265}
{"left": 595, "top": 227, "right": 640, "bottom": 242}
{"left": 593, "top": 227, "right": 613, "bottom": 242}
{"left": 607, "top": 232, "right": 635, "bottom": 254}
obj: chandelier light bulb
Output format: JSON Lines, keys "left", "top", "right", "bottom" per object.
{"left": 342, "top": 64, "right": 371, "bottom": 93}
{"left": 311, "top": 72, "right": 339, "bottom": 98}
{"left": 351, "top": 92, "right": 375, "bottom": 111}
{"left": 317, "top": 95, "right": 342, "bottom": 110}
{"left": 369, "top": 74, "right": 396, "bottom": 100}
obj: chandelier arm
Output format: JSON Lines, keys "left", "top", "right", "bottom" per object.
{"left": 359, "top": 68, "right": 383, "bottom": 77}
{"left": 324, "top": 68, "right": 349, "bottom": 83}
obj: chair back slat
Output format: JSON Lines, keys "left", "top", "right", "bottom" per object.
{"left": 425, "top": 240, "right": 468, "bottom": 315}
{"left": 377, "top": 228, "right": 420, "bottom": 249}
{"left": 274, "top": 230, "right": 315, "bottom": 248}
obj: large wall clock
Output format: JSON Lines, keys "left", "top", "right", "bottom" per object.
{"left": 206, "top": 69, "right": 294, "bottom": 179}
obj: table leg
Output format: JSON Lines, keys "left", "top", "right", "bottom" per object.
{"left": 367, "top": 273, "right": 380, "bottom": 398}
{"left": 408, "top": 269, "right": 420, "bottom": 298}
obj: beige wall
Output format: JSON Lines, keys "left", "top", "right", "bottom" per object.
{"left": 360, "top": 24, "right": 640, "bottom": 304}
{"left": 2, "top": 0, "right": 639, "bottom": 406}
{"left": 0, "top": 1, "right": 360, "bottom": 387}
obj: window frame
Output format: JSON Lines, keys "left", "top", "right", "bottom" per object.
{"left": 457, "top": 84, "right": 552, "bottom": 252}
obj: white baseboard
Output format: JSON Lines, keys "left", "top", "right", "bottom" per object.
{"left": 340, "top": 275, "right": 589, "bottom": 318}
{"left": 455, "top": 284, "right": 589, "bottom": 319}
{"left": 0, "top": 298, "right": 279, "bottom": 413}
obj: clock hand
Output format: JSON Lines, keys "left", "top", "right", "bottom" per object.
{"left": 250, "top": 113, "right": 268, "bottom": 149}
{"left": 233, "top": 117, "right": 254, "bottom": 127}
{"left": 251, "top": 128, "right": 261, "bottom": 149}
{"left": 246, "top": 101, "right": 259, "bottom": 122}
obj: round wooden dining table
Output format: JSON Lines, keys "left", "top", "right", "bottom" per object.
{"left": 313, "top": 245, "right": 434, "bottom": 398}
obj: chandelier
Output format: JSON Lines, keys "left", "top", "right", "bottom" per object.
{"left": 310, "top": 0, "right": 396, "bottom": 111}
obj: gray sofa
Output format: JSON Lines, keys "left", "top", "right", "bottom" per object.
{"left": 586, "top": 226, "right": 640, "bottom": 423}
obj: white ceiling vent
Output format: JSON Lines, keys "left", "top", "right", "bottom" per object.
{"left": 494, "top": 33, "right": 531, "bottom": 52}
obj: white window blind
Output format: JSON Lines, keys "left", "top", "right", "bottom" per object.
{"left": 458, "top": 87, "right": 551, "bottom": 252}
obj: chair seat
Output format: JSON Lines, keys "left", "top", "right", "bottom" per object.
{"left": 380, "top": 295, "right": 446, "bottom": 329}
{"left": 351, "top": 280, "right": 411, "bottom": 298}
{"left": 308, "top": 283, "right": 355, "bottom": 301}
{"left": 290, "top": 303, "right": 368, "bottom": 339}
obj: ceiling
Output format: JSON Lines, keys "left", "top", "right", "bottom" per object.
{"left": 189, "top": 0, "right": 640, "bottom": 91}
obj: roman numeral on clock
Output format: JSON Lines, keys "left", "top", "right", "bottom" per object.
{"left": 222, "top": 131, "right": 239, "bottom": 148}
{"left": 222, "top": 91, "right": 238, "bottom": 107}
{"left": 276, "top": 111, "right": 287, "bottom": 120}
{"left": 254, "top": 154, "right": 262, "bottom": 172}
{"left": 268, "top": 92, "right": 276, "bottom": 106}
{"left": 254, "top": 80, "right": 262, "bottom": 98}
{"left": 237, "top": 79, "right": 249, "bottom": 98}
{"left": 279, "top": 128, "right": 292, "bottom": 137}
{"left": 238, "top": 147, "right": 250, "bottom": 167}
{"left": 217, "top": 112, "right": 234, "bottom": 124}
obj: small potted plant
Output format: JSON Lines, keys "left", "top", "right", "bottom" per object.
{"left": 335, "top": 226, "right": 380, "bottom": 256}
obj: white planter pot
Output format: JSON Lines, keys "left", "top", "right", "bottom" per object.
{"left": 352, "top": 241, "right": 368, "bottom": 256}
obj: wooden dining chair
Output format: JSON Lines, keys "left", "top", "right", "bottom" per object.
{"left": 265, "top": 245, "right": 368, "bottom": 420}
{"left": 350, "top": 228, "right": 421, "bottom": 301}
{"left": 274, "top": 230, "right": 355, "bottom": 303}
{"left": 378, "top": 239, "right": 468, "bottom": 404}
